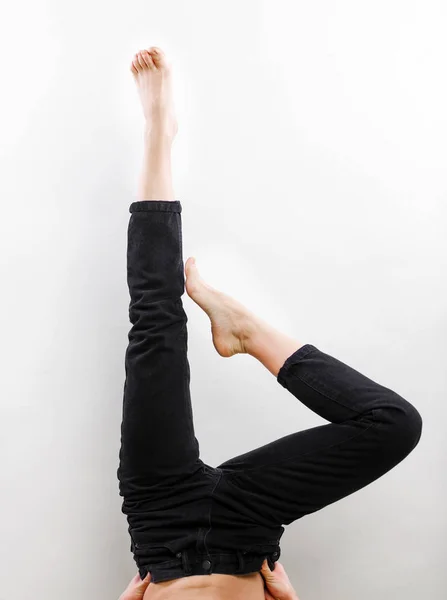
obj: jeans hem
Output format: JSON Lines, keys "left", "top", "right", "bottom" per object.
{"left": 277, "top": 343, "right": 318, "bottom": 388}
{"left": 129, "top": 200, "right": 182, "bottom": 213}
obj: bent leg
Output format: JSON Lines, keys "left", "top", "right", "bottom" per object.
{"left": 217, "top": 344, "right": 423, "bottom": 526}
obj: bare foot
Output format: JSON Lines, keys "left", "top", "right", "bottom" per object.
{"left": 185, "top": 257, "right": 259, "bottom": 357}
{"left": 130, "top": 47, "right": 178, "bottom": 140}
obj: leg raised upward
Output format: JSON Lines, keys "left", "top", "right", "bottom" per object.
{"left": 131, "top": 46, "right": 178, "bottom": 201}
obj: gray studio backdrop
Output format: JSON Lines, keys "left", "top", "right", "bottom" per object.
{"left": 0, "top": 1, "right": 444, "bottom": 599}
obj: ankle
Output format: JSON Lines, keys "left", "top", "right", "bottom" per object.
{"left": 144, "top": 128, "right": 174, "bottom": 149}
{"left": 240, "top": 317, "right": 269, "bottom": 356}
{"left": 145, "top": 118, "right": 177, "bottom": 144}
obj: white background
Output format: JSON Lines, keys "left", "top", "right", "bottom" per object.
{"left": 0, "top": 1, "right": 445, "bottom": 598}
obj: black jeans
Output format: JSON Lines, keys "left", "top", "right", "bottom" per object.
{"left": 117, "top": 200, "right": 423, "bottom": 584}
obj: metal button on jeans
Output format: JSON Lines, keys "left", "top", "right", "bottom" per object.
{"left": 202, "top": 559, "right": 211, "bottom": 570}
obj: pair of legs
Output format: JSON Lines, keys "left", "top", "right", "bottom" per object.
{"left": 117, "top": 48, "right": 423, "bottom": 584}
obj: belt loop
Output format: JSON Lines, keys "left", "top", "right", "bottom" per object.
{"left": 236, "top": 550, "right": 245, "bottom": 573}
{"left": 180, "top": 550, "right": 192, "bottom": 575}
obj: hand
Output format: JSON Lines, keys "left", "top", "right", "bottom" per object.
{"left": 119, "top": 572, "right": 151, "bottom": 600}
{"left": 261, "top": 559, "right": 299, "bottom": 600}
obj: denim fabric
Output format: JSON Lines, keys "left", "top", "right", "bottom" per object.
{"left": 117, "top": 200, "right": 423, "bottom": 584}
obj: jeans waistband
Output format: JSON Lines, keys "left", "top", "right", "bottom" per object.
{"left": 140, "top": 546, "right": 281, "bottom": 584}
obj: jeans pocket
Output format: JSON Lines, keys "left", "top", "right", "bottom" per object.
{"left": 241, "top": 541, "right": 280, "bottom": 558}
{"left": 132, "top": 542, "right": 178, "bottom": 566}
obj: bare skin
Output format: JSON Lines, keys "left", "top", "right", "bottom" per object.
{"left": 120, "top": 561, "right": 298, "bottom": 600}
{"left": 123, "top": 46, "right": 301, "bottom": 600}
{"left": 185, "top": 256, "right": 304, "bottom": 377}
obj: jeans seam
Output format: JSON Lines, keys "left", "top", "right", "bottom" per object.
{"left": 223, "top": 418, "right": 379, "bottom": 480}
{"left": 283, "top": 369, "right": 364, "bottom": 417}
{"left": 202, "top": 470, "right": 223, "bottom": 554}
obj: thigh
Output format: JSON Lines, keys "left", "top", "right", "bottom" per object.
{"left": 216, "top": 343, "right": 422, "bottom": 526}
{"left": 217, "top": 405, "right": 422, "bottom": 527}
{"left": 217, "top": 414, "right": 386, "bottom": 526}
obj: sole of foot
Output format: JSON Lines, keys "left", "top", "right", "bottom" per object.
{"left": 185, "top": 257, "right": 259, "bottom": 358}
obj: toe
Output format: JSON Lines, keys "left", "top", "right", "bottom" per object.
{"left": 185, "top": 257, "right": 197, "bottom": 275}
{"left": 136, "top": 53, "right": 146, "bottom": 71}
{"left": 132, "top": 54, "right": 142, "bottom": 72}
{"left": 136, "top": 52, "right": 148, "bottom": 70}
{"left": 185, "top": 257, "right": 199, "bottom": 286}
{"left": 130, "top": 59, "right": 138, "bottom": 75}
{"left": 149, "top": 47, "right": 167, "bottom": 69}
{"left": 141, "top": 50, "right": 155, "bottom": 69}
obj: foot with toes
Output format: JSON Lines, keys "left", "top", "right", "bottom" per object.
{"left": 130, "top": 47, "right": 178, "bottom": 140}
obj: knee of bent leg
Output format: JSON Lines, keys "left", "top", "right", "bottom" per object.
{"left": 376, "top": 393, "right": 423, "bottom": 459}
{"left": 400, "top": 400, "right": 423, "bottom": 453}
